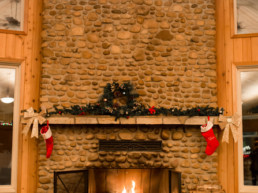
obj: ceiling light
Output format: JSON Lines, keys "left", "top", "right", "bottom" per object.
{"left": 1, "top": 73, "right": 14, "bottom": 104}
{"left": 1, "top": 97, "right": 14, "bottom": 104}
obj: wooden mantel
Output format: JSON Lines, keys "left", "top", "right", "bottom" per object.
{"left": 22, "top": 115, "right": 222, "bottom": 126}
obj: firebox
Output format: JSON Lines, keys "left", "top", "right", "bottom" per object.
{"left": 54, "top": 168, "right": 181, "bottom": 193}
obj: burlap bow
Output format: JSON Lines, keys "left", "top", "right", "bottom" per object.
{"left": 218, "top": 113, "right": 241, "bottom": 143}
{"left": 23, "top": 107, "right": 46, "bottom": 138}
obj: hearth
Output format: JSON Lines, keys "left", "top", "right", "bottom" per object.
{"left": 54, "top": 168, "right": 181, "bottom": 193}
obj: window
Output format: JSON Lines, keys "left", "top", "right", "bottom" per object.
{"left": 0, "top": 64, "right": 19, "bottom": 192}
{"left": 233, "top": 0, "right": 258, "bottom": 36}
{"left": 238, "top": 68, "right": 258, "bottom": 193}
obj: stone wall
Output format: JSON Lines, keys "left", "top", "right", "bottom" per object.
{"left": 40, "top": 0, "right": 217, "bottom": 109}
{"left": 39, "top": 1, "right": 219, "bottom": 192}
{"left": 37, "top": 125, "right": 223, "bottom": 193}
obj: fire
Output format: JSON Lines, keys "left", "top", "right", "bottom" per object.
{"left": 122, "top": 180, "right": 135, "bottom": 193}
{"left": 131, "top": 180, "right": 135, "bottom": 193}
{"left": 122, "top": 186, "right": 126, "bottom": 193}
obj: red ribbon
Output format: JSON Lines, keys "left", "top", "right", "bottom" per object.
{"left": 149, "top": 106, "right": 156, "bottom": 114}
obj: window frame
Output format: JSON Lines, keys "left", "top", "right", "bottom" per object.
{"left": 236, "top": 65, "right": 258, "bottom": 193}
{"left": 0, "top": 0, "right": 28, "bottom": 34}
{"left": 231, "top": 0, "right": 258, "bottom": 38}
{"left": 0, "top": 63, "right": 20, "bottom": 193}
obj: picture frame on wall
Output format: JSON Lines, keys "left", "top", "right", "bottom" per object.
{"left": 234, "top": 0, "right": 258, "bottom": 36}
{"left": 0, "top": 0, "right": 26, "bottom": 34}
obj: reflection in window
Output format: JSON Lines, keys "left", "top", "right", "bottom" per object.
{"left": 241, "top": 71, "right": 258, "bottom": 186}
{"left": 0, "top": 68, "right": 15, "bottom": 185}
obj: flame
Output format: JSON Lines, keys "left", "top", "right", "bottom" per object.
{"left": 122, "top": 180, "right": 136, "bottom": 193}
{"left": 131, "top": 180, "right": 135, "bottom": 193}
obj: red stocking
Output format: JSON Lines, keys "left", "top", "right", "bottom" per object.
{"left": 40, "top": 121, "right": 53, "bottom": 158}
{"left": 201, "top": 117, "right": 219, "bottom": 156}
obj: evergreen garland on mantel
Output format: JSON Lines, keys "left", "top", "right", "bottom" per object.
{"left": 44, "top": 82, "right": 223, "bottom": 120}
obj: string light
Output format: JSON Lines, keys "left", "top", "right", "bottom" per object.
{"left": 0, "top": 122, "right": 12, "bottom": 126}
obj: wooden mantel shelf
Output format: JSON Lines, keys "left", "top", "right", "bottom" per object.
{"left": 21, "top": 115, "right": 221, "bottom": 125}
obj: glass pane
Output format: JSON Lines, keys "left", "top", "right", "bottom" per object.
{"left": 241, "top": 71, "right": 258, "bottom": 186}
{"left": 0, "top": 67, "right": 15, "bottom": 185}
{"left": 236, "top": 0, "right": 258, "bottom": 35}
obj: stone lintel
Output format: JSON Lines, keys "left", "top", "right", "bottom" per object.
{"left": 184, "top": 116, "right": 206, "bottom": 125}
{"left": 48, "top": 117, "right": 75, "bottom": 124}
{"left": 21, "top": 116, "right": 221, "bottom": 125}
{"left": 97, "top": 116, "right": 120, "bottom": 124}
{"left": 120, "top": 117, "right": 136, "bottom": 124}
{"left": 75, "top": 117, "right": 98, "bottom": 124}
{"left": 136, "top": 116, "right": 163, "bottom": 124}
{"left": 163, "top": 117, "right": 181, "bottom": 124}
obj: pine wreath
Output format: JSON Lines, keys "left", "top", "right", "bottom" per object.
{"left": 98, "top": 82, "right": 140, "bottom": 118}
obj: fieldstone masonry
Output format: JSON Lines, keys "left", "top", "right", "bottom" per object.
{"left": 37, "top": 126, "right": 223, "bottom": 193}
{"left": 40, "top": 0, "right": 217, "bottom": 109}
{"left": 39, "top": 0, "right": 220, "bottom": 192}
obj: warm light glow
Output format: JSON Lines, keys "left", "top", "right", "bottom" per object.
{"left": 122, "top": 180, "right": 136, "bottom": 193}
{"left": 131, "top": 181, "right": 135, "bottom": 193}
{"left": 241, "top": 84, "right": 258, "bottom": 102}
{"left": 0, "top": 97, "right": 14, "bottom": 104}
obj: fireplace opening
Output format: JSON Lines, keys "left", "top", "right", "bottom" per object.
{"left": 54, "top": 169, "right": 181, "bottom": 193}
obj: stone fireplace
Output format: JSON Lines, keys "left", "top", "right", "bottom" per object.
{"left": 37, "top": 123, "right": 222, "bottom": 193}
{"left": 38, "top": 0, "right": 222, "bottom": 192}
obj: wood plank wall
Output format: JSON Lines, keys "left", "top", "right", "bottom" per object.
{"left": 216, "top": 0, "right": 258, "bottom": 193}
{"left": 0, "top": 0, "right": 42, "bottom": 193}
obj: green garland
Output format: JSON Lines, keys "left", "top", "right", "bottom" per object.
{"left": 43, "top": 82, "right": 223, "bottom": 120}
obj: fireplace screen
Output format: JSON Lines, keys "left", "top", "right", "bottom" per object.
{"left": 54, "top": 169, "right": 181, "bottom": 193}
